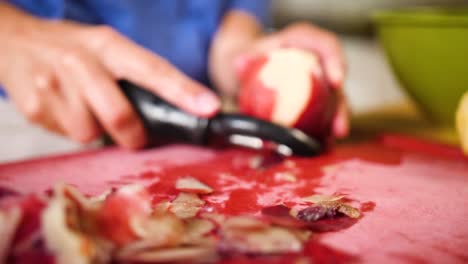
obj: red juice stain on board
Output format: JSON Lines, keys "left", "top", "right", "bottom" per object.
{"left": 223, "top": 189, "right": 260, "bottom": 215}
{"left": 138, "top": 148, "right": 374, "bottom": 262}
{"left": 301, "top": 238, "right": 358, "bottom": 264}
{"left": 4, "top": 146, "right": 382, "bottom": 263}
{"left": 360, "top": 201, "right": 376, "bottom": 212}
{"left": 147, "top": 180, "right": 178, "bottom": 203}
{"left": 0, "top": 186, "right": 19, "bottom": 199}
{"left": 142, "top": 147, "right": 375, "bottom": 216}
{"left": 255, "top": 152, "right": 286, "bottom": 169}
{"left": 138, "top": 170, "right": 163, "bottom": 179}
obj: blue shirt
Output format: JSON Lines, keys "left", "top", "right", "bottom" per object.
{"left": 0, "top": 0, "right": 271, "bottom": 97}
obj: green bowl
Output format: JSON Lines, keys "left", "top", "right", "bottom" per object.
{"left": 373, "top": 7, "right": 468, "bottom": 126}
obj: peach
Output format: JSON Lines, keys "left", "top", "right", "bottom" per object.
{"left": 238, "top": 48, "right": 337, "bottom": 141}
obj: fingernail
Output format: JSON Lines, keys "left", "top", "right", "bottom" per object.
{"left": 333, "top": 114, "right": 349, "bottom": 138}
{"left": 193, "top": 92, "right": 220, "bottom": 116}
{"left": 328, "top": 65, "right": 344, "bottom": 88}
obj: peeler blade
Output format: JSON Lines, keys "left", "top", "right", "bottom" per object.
{"left": 207, "top": 114, "right": 322, "bottom": 156}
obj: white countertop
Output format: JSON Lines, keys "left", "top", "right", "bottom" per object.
{"left": 0, "top": 36, "right": 420, "bottom": 163}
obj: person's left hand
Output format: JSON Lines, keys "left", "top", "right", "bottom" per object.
{"left": 235, "top": 22, "right": 348, "bottom": 138}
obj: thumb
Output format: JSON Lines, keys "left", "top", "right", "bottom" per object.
{"left": 332, "top": 91, "right": 349, "bottom": 139}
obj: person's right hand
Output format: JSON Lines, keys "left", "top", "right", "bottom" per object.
{"left": 0, "top": 3, "right": 220, "bottom": 149}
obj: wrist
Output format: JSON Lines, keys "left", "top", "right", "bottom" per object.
{"left": 0, "top": 3, "right": 43, "bottom": 37}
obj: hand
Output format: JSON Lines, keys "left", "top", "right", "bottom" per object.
{"left": 0, "top": 4, "right": 220, "bottom": 149}
{"left": 235, "top": 23, "right": 349, "bottom": 138}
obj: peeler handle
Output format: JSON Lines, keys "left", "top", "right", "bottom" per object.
{"left": 119, "top": 80, "right": 322, "bottom": 156}
{"left": 119, "top": 80, "right": 209, "bottom": 146}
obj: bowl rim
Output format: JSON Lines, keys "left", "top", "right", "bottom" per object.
{"left": 372, "top": 6, "right": 468, "bottom": 27}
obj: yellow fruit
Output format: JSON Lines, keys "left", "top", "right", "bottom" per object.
{"left": 456, "top": 92, "right": 468, "bottom": 155}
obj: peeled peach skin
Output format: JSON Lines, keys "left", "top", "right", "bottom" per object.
{"left": 96, "top": 185, "right": 152, "bottom": 246}
{"left": 238, "top": 48, "right": 337, "bottom": 142}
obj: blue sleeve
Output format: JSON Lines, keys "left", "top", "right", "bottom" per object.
{"left": 5, "top": 0, "right": 64, "bottom": 18}
{"left": 228, "top": 0, "right": 271, "bottom": 27}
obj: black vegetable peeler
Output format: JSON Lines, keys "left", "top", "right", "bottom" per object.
{"left": 119, "top": 80, "right": 322, "bottom": 157}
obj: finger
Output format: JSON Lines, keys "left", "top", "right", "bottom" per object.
{"left": 332, "top": 91, "right": 349, "bottom": 138}
{"left": 237, "top": 24, "right": 346, "bottom": 89}
{"left": 82, "top": 27, "right": 220, "bottom": 117}
{"left": 6, "top": 69, "right": 66, "bottom": 136}
{"left": 236, "top": 33, "right": 283, "bottom": 60}
{"left": 283, "top": 24, "right": 346, "bottom": 89}
{"left": 58, "top": 50, "right": 147, "bottom": 149}
{"left": 233, "top": 36, "right": 281, "bottom": 77}
{"left": 26, "top": 67, "right": 92, "bottom": 139}
{"left": 41, "top": 116, "right": 65, "bottom": 135}
{"left": 32, "top": 71, "right": 68, "bottom": 136}
{"left": 54, "top": 67, "right": 102, "bottom": 143}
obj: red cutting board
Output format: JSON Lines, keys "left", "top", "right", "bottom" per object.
{"left": 0, "top": 134, "right": 467, "bottom": 264}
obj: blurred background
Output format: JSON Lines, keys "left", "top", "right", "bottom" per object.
{"left": 272, "top": 0, "right": 467, "bottom": 34}
{"left": 1, "top": 0, "right": 467, "bottom": 162}
{"left": 272, "top": 0, "right": 468, "bottom": 142}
